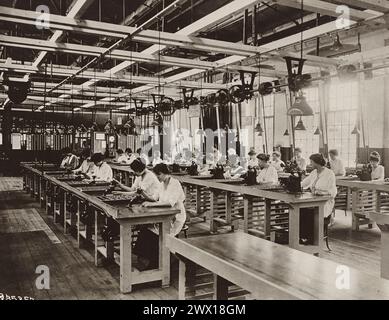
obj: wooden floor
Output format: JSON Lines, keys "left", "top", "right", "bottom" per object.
{"left": 0, "top": 177, "right": 383, "bottom": 299}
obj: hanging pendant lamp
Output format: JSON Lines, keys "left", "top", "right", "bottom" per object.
{"left": 255, "top": 122, "right": 264, "bottom": 136}
{"left": 295, "top": 117, "right": 307, "bottom": 131}
{"left": 288, "top": 92, "right": 314, "bottom": 116}
{"left": 314, "top": 127, "right": 321, "bottom": 135}
{"left": 283, "top": 129, "right": 290, "bottom": 136}
{"left": 351, "top": 125, "right": 360, "bottom": 135}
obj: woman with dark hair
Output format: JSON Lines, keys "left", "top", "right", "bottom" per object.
{"left": 256, "top": 154, "right": 278, "bottom": 184}
{"left": 73, "top": 149, "right": 94, "bottom": 177}
{"left": 328, "top": 149, "right": 345, "bottom": 177}
{"left": 271, "top": 151, "right": 285, "bottom": 172}
{"left": 113, "top": 158, "right": 161, "bottom": 201}
{"left": 60, "top": 148, "right": 79, "bottom": 170}
{"left": 90, "top": 153, "right": 113, "bottom": 182}
{"left": 143, "top": 163, "right": 187, "bottom": 236}
{"left": 134, "top": 164, "right": 187, "bottom": 270}
{"left": 293, "top": 147, "right": 307, "bottom": 172}
{"left": 247, "top": 149, "right": 258, "bottom": 169}
{"left": 302, "top": 153, "right": 337, "bottom": 218}
{"left": 369, "top": 152, "right": 385, "bottom": 181}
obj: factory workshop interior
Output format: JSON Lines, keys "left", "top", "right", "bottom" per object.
{"left": 2, "top": 0, "right": 389, "bottom": 304}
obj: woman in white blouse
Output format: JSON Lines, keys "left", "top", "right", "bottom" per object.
{"left": 89, "top": 153, "right": 113, "bottom": 182}
{"left": 301, "top": 153, "right": 337, "bottom": 218}
{"left": 143, "top": 163, "right": 187, "bottom": 236}
{"left": 369, "top": 152, "right": 385, "bottom": 181}
{"left": 113, "top": 158, "right": 161, "bottom": 201}
{"left": 256, "top": 154, "right": 279, "bottom": 184}
{"left": 134, "top": 164, "right": 187, "bottom": 270}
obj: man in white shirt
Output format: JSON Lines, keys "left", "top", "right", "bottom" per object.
{"left": 114, "top": 158, "right": 161, "bottom": 201}
{"left": 328, "top": 149, "right": 345, "bottom": 177}
{"left": 90, "top": 153, "right": 113, "bottom": 182}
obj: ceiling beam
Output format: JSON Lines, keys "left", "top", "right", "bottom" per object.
{"left": 30, "top": 0, "right": 267, "bottom": 109}
{"left": 0, "top": 62, "right": 231, "bottom": 91}
{"left": 331, "top": 0, "right": 389, "bottom": 13}
{"left": 0, "top": 5, "right": 263, "bottom": 57}
{"left": 0, "top": 35, "right": 274, "bottom": 74}
{"left": 33, "top": 0, "right": 94, "bottom": 67}
{"left": 272, "top": 0, "right": 384, "bottom": 22}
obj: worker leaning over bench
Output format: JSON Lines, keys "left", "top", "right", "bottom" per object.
{"left": 89, "top": 153, "right": 113, "bottom": 182}
{"left": 113, "top": 158, "right": 161, "bottom": 201}
{"left": 73, "top": 148, "right": 95, "bottom": 178}
{"left": 134, "top": 163, "right": 187, "bottom": 271}
{"left": 60, "top": 147, "right": 79, "bottom": 170}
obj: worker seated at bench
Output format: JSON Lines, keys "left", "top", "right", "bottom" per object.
{"left": 113, "top": 158, "right": 161, "bottom": 201}
{"left": 246, "top": 149, "right": 259, "bottom": 170}
{"left": 256, "top": 154, "right": 278, "bottom": 184}
{"left": 113, "top": 149, "right": 127, "bottom": 163}
{"left": 73, "top": 149, "right": 95, "bottom": 179}
{"left": 60, "top": 148, "right": 79, "bottom": 171}
{"left": 134, "top": 163, "right": 187, "bottom": 270}
{"left": 224, "top": 154, "right": 245, "bottom": 179}
{"left": 300, "top": 153, "right": 337, "bottom": 244}
{"left": 270, "top": 151, "right": 285, "bottom": 173}
{"left": 88, "top": 153, "right": 113, "bottom": 182}
{"left": 328, "top": 149, "right": 345, "bottom": 177}
{"left": 370, "top": 152, "right": 385, "bottom": 181}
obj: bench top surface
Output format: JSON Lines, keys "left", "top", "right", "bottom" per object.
{"left": 336, "top": 178, "right": 389, "bottom": 192}
{"left": 175, "top": 176, "right": 330, "bottom": 204}
{"left": 168, "top": 232, "right": 389, "bottom": 300}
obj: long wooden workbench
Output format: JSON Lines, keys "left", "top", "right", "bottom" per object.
{"left": 175, "top": 175, "right": 330, "bottom": 255}
{"left": 105, "top": 163, "right": 331, "bottom": 255}
{"left": 336, "top": 177, "right": 389, "bottom": 230}
{"left": 20, "top": 163, "right": 178, "bottom": 293}
{"left": 167, "top": 232, "right": 389, "bottom": 300}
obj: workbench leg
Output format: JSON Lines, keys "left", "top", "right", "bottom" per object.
{"left": 264, "top": 199, "right": 272, "bottom": 239}
{"left": 210, "top": 191, "right": 217, "bottom": 234}
{"left": 352, "top": 191, "right": 359, "bottom": 231}
{"left": 160, "top": 221, "right": 171, "bottom": 288}
{"left": 178, "top": 260, "right": 187, "bottom": 300}
{"left": 120, "top": 224, "right": 132, "bottom": 293}
{"left": 288, "top": 205, "right": 300, "bottom": 249}
{"left": 213, "top": 274, "right": 229, "bottom": 300}
{"left": 94, "top": 211, "right": 99, "bottom": 267}
{"left": 346, "top": 188, "right": 352, "bottom": 211}
{"left": 63, "top": 193, "right": 67, "bottom": 234}
{"left": 178, "top": 259, "right": 196, "bottom": 300}
{"left": 77, "top": 201, "right": 81, "bottom": 247}
{"left": 226, "top": 192, "right": 235, "bottom": 232}
{"left": 243, "top": 197, "right": 250, "bottom": 233}
{"left": 381, "top": 230, "right": 389, "bottom": 280}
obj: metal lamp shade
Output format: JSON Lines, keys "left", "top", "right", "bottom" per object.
{"left": 295, "top": 118, "right": 307, "bottom": 131}
{"left": 288, "top": 95, "right": 314, "bottom": 116}
{"left": 351, "top": 125, "right": 360, "bottom": 135}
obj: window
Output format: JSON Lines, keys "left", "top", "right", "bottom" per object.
{"left": 294, "top": 86, "right": 320, "bottom": 159}
{"left": 327, "top": 79, "right": 358, "bottom": 167}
